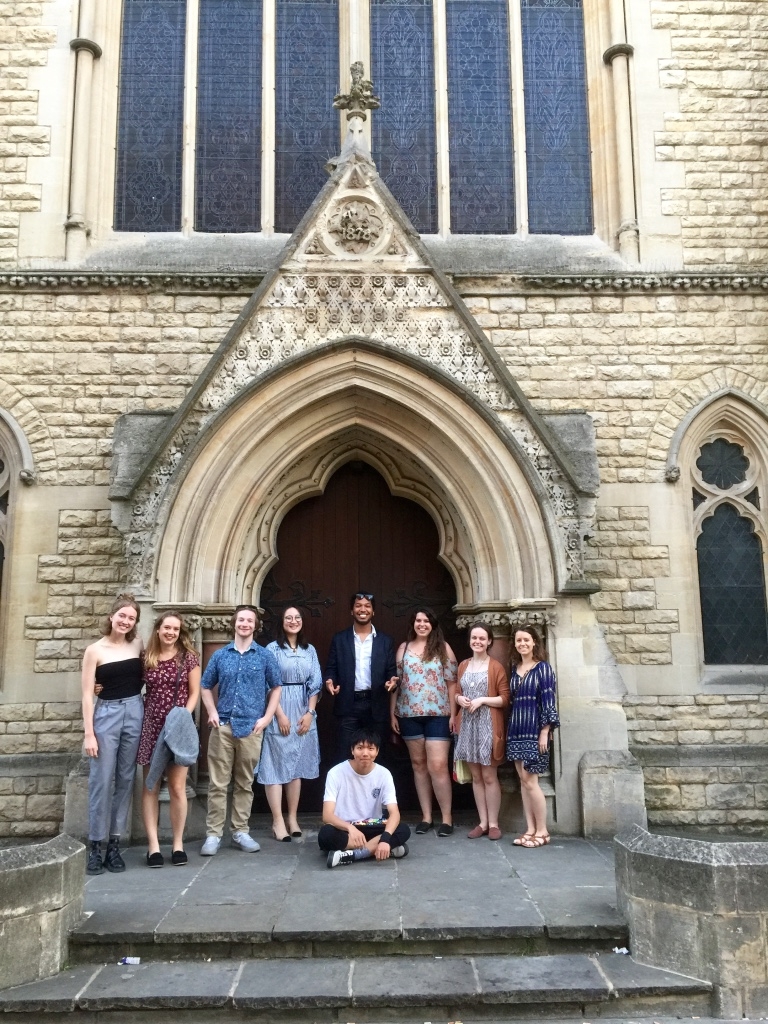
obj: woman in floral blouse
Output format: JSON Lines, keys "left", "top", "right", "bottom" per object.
{"left": 390, "top": 607, "right": 458, "bottom": 837}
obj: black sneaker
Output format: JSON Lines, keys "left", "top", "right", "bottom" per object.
{"left": 327, "top": 849, "right": 355, "bottom": 869}
{"left": 86, "top": 841, "right": 103, "bottom": 875}
{"left": 104, "top": 837, "right": 126, "bottom": 873}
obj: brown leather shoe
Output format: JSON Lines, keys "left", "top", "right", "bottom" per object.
{"left": 467, "top": 825, "right": 489, "bottom": 839}
{"left": 488, "top": 826, "right": 502, "bottom": 841}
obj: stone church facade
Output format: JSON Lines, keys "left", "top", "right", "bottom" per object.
{"left": 0, "top": 0, "right": 766, "bottom": 838}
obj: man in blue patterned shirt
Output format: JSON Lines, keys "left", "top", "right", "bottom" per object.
{"left": 200, "top": 606, "right": 282, "bottom": 855}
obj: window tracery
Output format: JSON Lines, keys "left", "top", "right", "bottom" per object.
{"left": 691, "top": 429, "right": 768, "bottom": 665}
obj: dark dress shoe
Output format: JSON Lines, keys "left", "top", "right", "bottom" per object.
{"left": 146, "top": 851, "right": 164, "bottom": 868}
{"left": 171, "top": 850, "right": 188, "bottom": 866}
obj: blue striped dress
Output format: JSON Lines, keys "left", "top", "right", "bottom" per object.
{"left": 256, "top": 642, "right": 322, "bottom": 785}
{"left": 505, "top": 661, "right": 559, "bottom": 775}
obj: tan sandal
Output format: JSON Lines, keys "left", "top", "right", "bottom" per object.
{"left": 521, "top": 834, "right": 550, "bottom": 848}
{"left": 512, "top": 832, "right": 535, "bottom": 846}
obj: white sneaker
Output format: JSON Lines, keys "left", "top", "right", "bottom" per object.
{"left": 231, "top": 831, "right": 260, "bottom": 852}
{"left": 390, "top": 843, "right": 409, "bottom": 859}
{"left": 200, "top": 836, "right": 221, "bottom": 856}
{"left": 327, "top": 849, "right": 355, "bottom": 869}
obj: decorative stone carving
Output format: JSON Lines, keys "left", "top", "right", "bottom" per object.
{"left": 121, "top": 92, "right": 594, "bottom": 598}
{"left": 455, "top": 609, "right": 557, "bottom": 631}
{"left": 328, "top": 199, "right": 384, "bottom": 254}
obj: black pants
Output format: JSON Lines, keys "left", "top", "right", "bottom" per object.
{"left": 317, "top": 821, "right": 411, "bottom": 852}
{"left": 337, "top": 693, "right": 389, "bottom": 762}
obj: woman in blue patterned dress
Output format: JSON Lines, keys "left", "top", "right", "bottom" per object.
{"left": 506, "top": 624, "right": 559, "bottom": 848}
{"left": 257, "top": 607, "right": 322, "bottom": 840}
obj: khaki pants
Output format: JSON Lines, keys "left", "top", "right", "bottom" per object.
{"left": 205, "top": 723, "right": 263, "bottom": 836}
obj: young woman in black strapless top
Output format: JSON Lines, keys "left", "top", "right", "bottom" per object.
{"left": 81, "top": 594, "right": 144, "bottom": 875}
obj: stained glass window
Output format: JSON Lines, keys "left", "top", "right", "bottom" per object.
{"left": 114, "top": 0, "right": 186, "bottom": 231}
{"left": 696, "top": 438, "right": 749, "bottom": 490}
{"left": 446, "top": 0, "right": 514, "bottom": 234}
{"left": 275, "top": 0, "right": 339, "bottom": 233}
{"left": 371, "top": 0, "right": 437, "bottom": 234}
{"left": 520, "top": 0, "right": 593, "bottom": 234}
{"left": 196, "top": 0, "right": 263, "bottom": 232}
{"left": 697, "top": 503, "right": 768, "bottom": 664}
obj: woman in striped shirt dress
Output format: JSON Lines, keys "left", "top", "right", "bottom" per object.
{"left": 506, "top": 624, "right": 559, "bottom": 848}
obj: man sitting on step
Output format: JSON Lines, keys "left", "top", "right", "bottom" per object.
{"left": 319, "top": 728, "right": 410, "bottom": 869}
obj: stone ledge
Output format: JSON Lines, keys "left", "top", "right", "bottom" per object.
{"left": 0, "top": 834, "right": 85, "bottom": 991}
{"left": 616, "top": 825, "right": 768, "bottom": 1018}
{"left": 0, "top": 754, "right": 81, "bottom": 778}
{"left": 631, "top": 744, "right": 768, "bottom": 766}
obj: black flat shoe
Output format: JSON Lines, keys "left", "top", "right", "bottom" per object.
{"left": 436, "top": 823, "right": 454, "bottom": 837}
{"left": 171, "top": 850, "right": 188, "bottom": 866}
{"left": 146, "top": 851, "right": 164, "bottom": 868}
{"left": 272, "top": 829, "right": 291, "bottom": 843}
{"left": 290, "top": 830, "right": 302, "bottom": 838}
{"left": 415, "top": 820, "right": 434, "bottom": 834}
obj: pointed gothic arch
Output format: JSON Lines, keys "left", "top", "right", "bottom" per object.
{"left": 151, "top": 341, "right": 558, "bottom": 607}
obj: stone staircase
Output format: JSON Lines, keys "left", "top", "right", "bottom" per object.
{"left": 0, "top": 832, "right": 714, "bottom": 1021}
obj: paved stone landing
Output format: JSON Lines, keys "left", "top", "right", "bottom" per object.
{"left": 71, "top": 831, "right": 626, "bottom": 958}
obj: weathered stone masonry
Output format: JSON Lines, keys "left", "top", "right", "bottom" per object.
{"left": 626, "top": 694, "right": 768, "bottom": 833}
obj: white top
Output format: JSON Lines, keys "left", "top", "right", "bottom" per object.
{"left": 323, "top": 760, "right": 396, "bottom": 822}
{"left": 353, "top": 623, "right": 376, "bottom": 691}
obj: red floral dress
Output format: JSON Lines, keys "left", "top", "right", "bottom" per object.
{"left": 136, "top": 651, "right": 200, "bottom": 766}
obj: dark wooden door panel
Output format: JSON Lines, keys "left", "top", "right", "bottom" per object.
{"left": 257, "top": 461, "right": 468, "bottom": 811}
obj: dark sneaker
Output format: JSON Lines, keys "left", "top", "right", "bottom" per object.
{"left": 86, "top": 842, "right": 103, "bottom": 875}
{"left": 104, "top": 837, "right": 126, "bottom": 873}
{"left": 415, "top": 820, "right": 433, "bottom": 834}
{"left": 390, "top": 843, "right": 409, "bottom": 859}
{"left": 327, "top": 849, "right": 355, "bottom": 869}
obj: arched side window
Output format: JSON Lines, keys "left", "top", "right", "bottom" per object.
{"left": 112, "top": 0, "right": 594, "bottom": 236}
{"left": 691, "top": 432, "right": 768, "bottom": 665}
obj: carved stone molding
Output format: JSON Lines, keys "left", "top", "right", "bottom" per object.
{"left": 1, "top": 271, "right": 766, "bottom": 296}
{"left": 603, "top": 42, "right": 634, "bottom": 65}
{"left": 455, "top": 606, "right": 557, "bottom": 632}
{"left": 70, "top": 37, "right": 102, "bottom": 58}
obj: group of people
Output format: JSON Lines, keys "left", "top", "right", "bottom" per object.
{"left": 80, "top": 590, "right": 559, "bottom": 875}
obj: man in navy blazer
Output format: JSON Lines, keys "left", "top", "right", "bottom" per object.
{"left": 325, "top": 592, "right": 399, "bottom": 761}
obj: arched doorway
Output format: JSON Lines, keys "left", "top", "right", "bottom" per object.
{"left": 256, "top": 460, "right": 468, "bottom": 810}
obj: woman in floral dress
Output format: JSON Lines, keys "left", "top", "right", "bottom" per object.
{"left": 137, "top": 611, "right": 200, "bottom": 867}
{"left": 390, "top": 607, "right": 457, "bottom": 836}
{"left": 452, "top": 621, "right": 510, "bottom": 841}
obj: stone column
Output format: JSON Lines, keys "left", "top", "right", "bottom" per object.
{"left": 65, "top": 0, "right": 102, "bottom": 262}
{"left": 604, "top": 0, "right": 639, "bottom": 264}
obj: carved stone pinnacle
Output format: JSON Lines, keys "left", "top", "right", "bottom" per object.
{"left": 333, "top": 62, "right": 380, "bottom": 122}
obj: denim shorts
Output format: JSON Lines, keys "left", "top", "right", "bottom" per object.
{"left": 398, "top": 715, "right": 451, "bottom": 740}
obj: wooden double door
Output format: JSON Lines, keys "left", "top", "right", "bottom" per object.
{"left": 256, "top": 461, "right": 468, "bottom": 810}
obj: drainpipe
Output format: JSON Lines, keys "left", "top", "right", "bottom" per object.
{"left": 603, "top": 0, "right": 639, "bottom": 264}
{"left": 66, "top": 0, "right": 102, "bottom": 261}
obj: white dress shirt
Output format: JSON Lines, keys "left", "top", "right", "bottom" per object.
{"left": 353, "top": 624, "right": 376, "bottom": 691}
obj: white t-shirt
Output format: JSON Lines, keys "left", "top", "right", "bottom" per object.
{"left": 323, "top": 760, "right": 397, "bottom": 822}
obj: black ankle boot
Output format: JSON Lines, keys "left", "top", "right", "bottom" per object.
{"left": 104, "top": 836, "right": 125, "bottom": 873}
{"left": 86, "top": 841, "right": 104, "bottom": 875}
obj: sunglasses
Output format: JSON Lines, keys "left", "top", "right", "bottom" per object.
{"left": 354, "top": 593, "right": 374, "bottom": 601}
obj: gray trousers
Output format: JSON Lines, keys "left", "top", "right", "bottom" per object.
{"left": 88, "top": 695, "right": 144, "bottom": 842}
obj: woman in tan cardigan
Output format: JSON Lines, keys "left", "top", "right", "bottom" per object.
{"left": 450, "top": 621, "right": 510, "bottom": 840}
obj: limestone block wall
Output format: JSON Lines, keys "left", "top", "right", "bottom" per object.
{"left": 651, "top": 0, "right": 768, "bottom": 267}
{"left": 625, "top": 694, "right": 768, "bottom": 833}
{"left": 0, "top": 702, "right": 82, "bottom": 837}
{"left": 0, "top": 1, "right": 53, "bottom": 265}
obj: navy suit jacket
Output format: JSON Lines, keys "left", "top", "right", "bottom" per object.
{"left": 325, "top": 626, "right": 397, "bottom": 723}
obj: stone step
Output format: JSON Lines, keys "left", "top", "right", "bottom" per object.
{"left": 0, "top": 954, "right": 711, "bottom": 1021}
{"left": 71, "top": 836, "right": 628, "bottom": 963}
